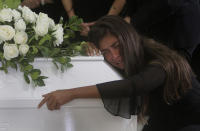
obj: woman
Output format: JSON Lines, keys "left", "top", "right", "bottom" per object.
{"left": 38, "top": 16, "right": 200, "bottom": 131}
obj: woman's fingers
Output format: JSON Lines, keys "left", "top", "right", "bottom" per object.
{"left": 86, "top": 43, "right": 94, "bottom": 56}
{"left": 86, "top": 42, "right": 100, "bottom": 56}
{"left": 38, "top": 95, "right": 50, "bottom": 108}
{"left": 38, "top": 89, "right": 73, "bottom": 110}
{"left": 47, "top": 97, "right": 57, "bottom": 110}
{"left": 90, "top": 42, "right": 101, "bottom": 55}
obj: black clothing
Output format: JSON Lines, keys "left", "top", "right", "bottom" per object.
{"left": 73, "top": 0, "right": 114, "bottom": 22}
{"left": 127, "top": 0, "right": 200, "bottom": 79}
{"left": 30, "top": 0, "right": 118, "bottom": 24}
{"left": 127, "top": 0, "right": 200, "bottom": 55}
{"left": 97, "top": 65, "right": 200, "bottom": 131}
{"left": 32, "top": 0, "right": 65, "bottom": 23}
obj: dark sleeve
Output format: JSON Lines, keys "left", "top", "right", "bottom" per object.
{"left": 96, "top": 65, "right": 166, "bottom": 118}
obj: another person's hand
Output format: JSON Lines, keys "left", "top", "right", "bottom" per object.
{"left": 38, "top": 89, "right": 73, "bottom": 110}
{"left": 21, "top": 0, "right": 41, "bottom": 9}
{"left": 80, "top": 22, "right": 95, "bottom": 36}
{"left": 124, "top": 16, "right": 131, "bottom": 23}
{"left": 85, "top": 42, "right": 101, "bottom": 56}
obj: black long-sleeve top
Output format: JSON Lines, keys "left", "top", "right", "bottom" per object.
{"left": 96, "top": 65, "right": 200, "bottom": 131}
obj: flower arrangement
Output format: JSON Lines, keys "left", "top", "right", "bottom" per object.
{"left": 0, "top": 5, "right": 86, "bottom": 87}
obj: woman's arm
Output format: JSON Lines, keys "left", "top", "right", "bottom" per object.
{"left": 38, "top": 85, "right": 100, "bottom": 110}
{"left": 97, "top": 65, "right": 166, "bottom": 98}
{"left": 61, "top": 0, "right": 75, "bottom": 18}
{"left": 108, "top": 0, "right": 126, "bottom": 15}
{"left": 38, "top": 65, "right": 165, "bottom": 111}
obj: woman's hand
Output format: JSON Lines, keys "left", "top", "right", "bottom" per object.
{"left": 85, "top": 42, "right": 101, "bottom": 56}
{"left": 38, "top": 89, "right": 73, "bottom": 110}
{"left": 38, "top": 85, "right": 100, "bottom": 110}
{"left": 124, "top": 16, "right": 131, "bottom": 23}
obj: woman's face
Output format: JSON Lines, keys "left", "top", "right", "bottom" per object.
{"left": 99, "top": 33, "right": 124, "bottom": 70}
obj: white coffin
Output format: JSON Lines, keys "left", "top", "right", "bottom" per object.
{"left": 0, "top": 56, "right": 137, "bottom": 131}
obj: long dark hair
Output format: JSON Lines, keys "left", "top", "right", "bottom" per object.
{"left": 88, "top": 15, "right": 193, "bottom": 121}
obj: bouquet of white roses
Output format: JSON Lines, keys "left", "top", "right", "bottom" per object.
{"left": 0, "top": 5, "right": 85, "bottom": 87}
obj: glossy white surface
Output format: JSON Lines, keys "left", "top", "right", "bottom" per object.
{"left": 0, "top": 56, "right": 137, "bottom": 131}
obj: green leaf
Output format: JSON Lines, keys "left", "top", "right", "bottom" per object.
{"left": 18, "top": 56, "right": 25, "bottom": 63}
{"left": 28, "top": 35, "right": 35, "bottom": 44}
{"left": 30, "top": 69, "right": 41, "bottom": 74}
{"left": 67, "top": 63, "right": 73, "bottom": 68}
{"left": 32, "top": 46, "right": 38, "bottom": 55}
{"left": 64, "top": 29, "right": 75, "bottom": 39}
{"left": 24, "top": 65, "right": 33, "bottom": 72}
{"left": 38, "top": 34, "right": 51, "bottom": 46}
{"left": 52, "top": 60, "right": 59, "bottom": 69}
{"left": 70, "top": 26, "right": 81, "bottom": 31}
{"left": 61, "top": 65, "right": 65, "bottom": 72}
{"left": 55, "top": 57, "right": 68, "bottom": 64}
{"left": 24, "top": 73, "right": 30, "bottom": 84}
{"left": 35, "top": 79, "right": 45, "bottom": 86}
{"left": 76, "top": 18, "right": 83, "bottom": 25}
{"left": 74, "top": 45, "right": 82, "bottom": 51}
{"left": 68, "top": 16, "right": 78, "bottom": 25}
{"left": 30, "top": 71, "right": 40, "bottom": 80}
{"left": 0, "top": 52, "right": 3, "bottom": 60}
{"left": 7, "top": 61, "right": 17, "bottom": 70}
{"left": 2, "top": 0, "right": 20, "bottom": 9}
{"left": 64, "top": 34, "right": 69, "bottom": 39}
{"left": 39, "top": 46, "right": 50, "bottom": 57}
{"left": 0, "top": 1, "right": 3, "bottom": 9}
{"left": 38, "top": 76, "right": 48, "bottom": 79}
{"left": 49, "top": 48, "right": 60, "bottom": 57}
{"left": 30, "top": 69, "right": 41, "bottom": 80}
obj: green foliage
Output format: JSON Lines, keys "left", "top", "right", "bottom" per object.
{"left": 0, "top": 0, "right": 20, "bottom": 9}
{"left": 0, "top": 6, "right": 87, "bottom": 87}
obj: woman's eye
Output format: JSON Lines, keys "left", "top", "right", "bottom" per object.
{"left": 102, "top": 51, "right": 107, "bottom": 55}
{"left": 101, "top": 51, "right": 110, "bottom": 56}
{"left": 114, "top": 44, "right": 119, "bottom": 49}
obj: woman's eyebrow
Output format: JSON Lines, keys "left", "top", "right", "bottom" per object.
{"left": 111, "top": 41, "right": 119, "bottom": 47}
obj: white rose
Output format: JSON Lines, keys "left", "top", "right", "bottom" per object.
{"left": 34, "top": 12, "right": 38, "bottom": 19}
{"left": 14, "top": 19, "right": 26, "bottom": 31}
{"left": 14, "top": 31, "right": 28, "bottom": 44}
{"left": 22, "top": 6, "right": 36, "bottom": 23}
{"left": 37, "top": 13, "right": 49, "bottom": 24}
{"left": 19, "top": 44, "right": 29, "bottom": 55}
{"left": 18, "top": 5, "right": 23, "bottom": 11}
{"left": 53, "top": 24, "right": 63, "bottom": 46}
{"left": 3, "top": 43, "right": 19, "bottom": 60}
{"left": 12, "top": 9, "right": 21, "bottom": 21}
{"left": 34, "top": 13, "right": 49, "bottom": 36}
{"left": 34, "top": 24, "right": 48, "bottom": 36}
{"left": 0, "top": 8, "right": 13, "bottom": 22}
{"left": 48, "top": 18, "right": 55, "bottom": 30}
{"left": 0, "top": 25, "right": 15, "bottom": 41}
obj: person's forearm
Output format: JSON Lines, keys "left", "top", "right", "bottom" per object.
{"left": 61, "top": 0, "right": 75, "bottom": 17}
{"left": 108, "top": 0, "right": 126, "bottom": 15}
{"left": 71, "top": 85, "right": 101, "bottom": 99}
{"left": 44, "top": 0, "right": 54, "bottom": 4}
